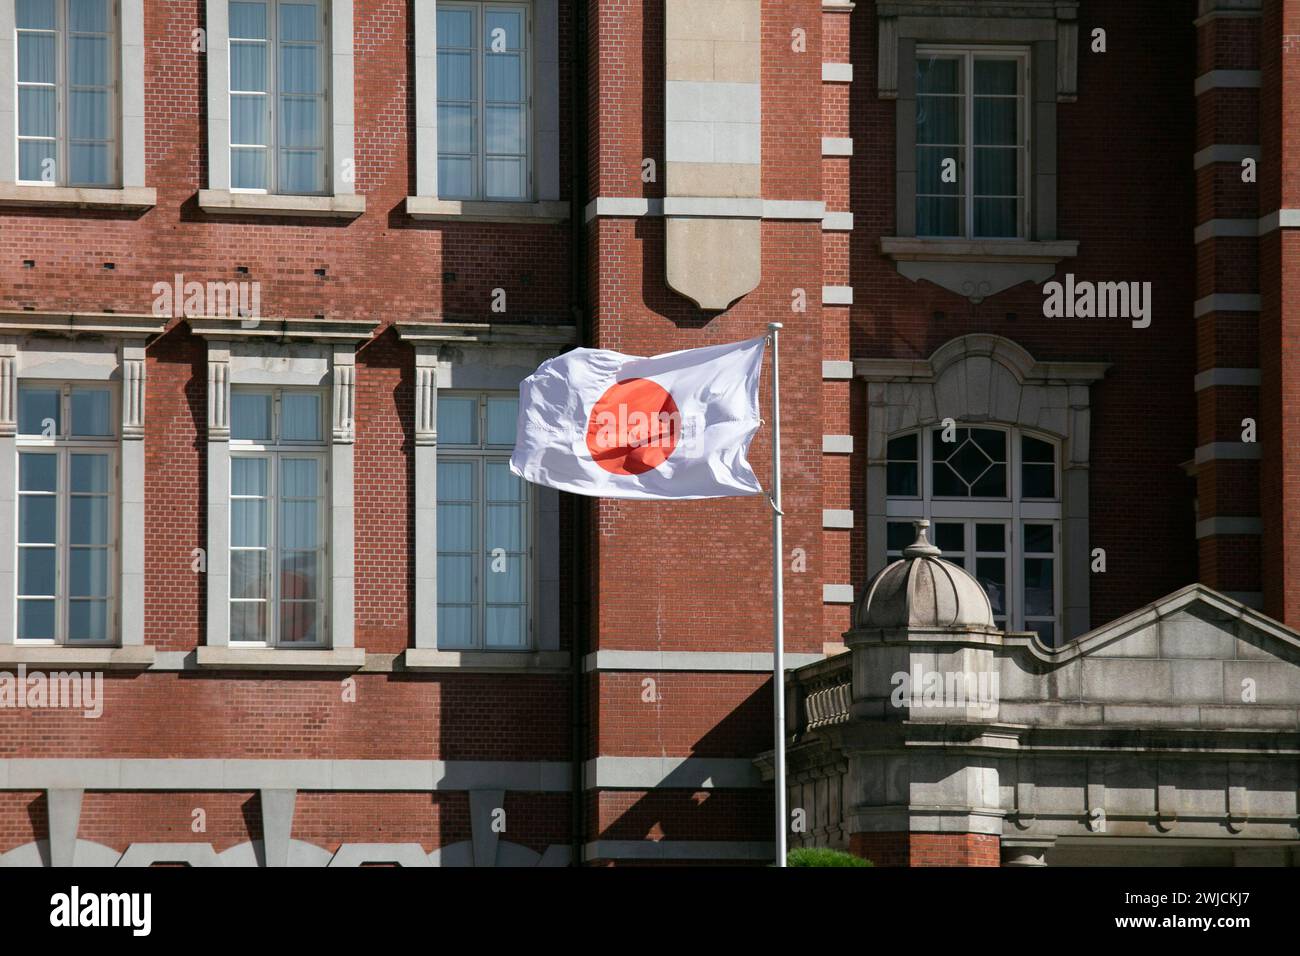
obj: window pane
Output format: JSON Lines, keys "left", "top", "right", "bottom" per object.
{"left": 71, "top": 389, "right": 112, "bottom": 436}
{"left": 970, "top": 463, "right": 1007, "bottom": 497}
{"left": 18, "top": 599, "right": 56, "bottom": 640}
{"left": 438, "top": 157, "right": 473, "bottom": 199}
{"left": 486, "top": 397, "right": 518, "bottom": 445}
{"left": 18, "top": 548, "right": 56, "bottom": 596}
{"left": 1022, "top": 463, "right": 1055, "bottom": 499}
{"left": 18, "top": 34, "right": 56, "bottom": 84}
{"left": 1022, "top": 435, "right": 1055, "bottom": 463}
{"left": 916, "top": 196, "right": 960, "bottom": 237}
{"left": 231, "top": 392, "right": 272, "bottom": 441}
{"left": 437, "top": 605, "right": 474, "bottom": 648}
{"left": 280, "top": 45, "right": 321, "bottom": 95}
{"left": 934, "top": 522, "right": 963, "bottom": 554}
{"left": 438, "top": 50, "right": 474, "bottom": 100}
{"left": 280, "top": 552, "right": 318, "bottom": 599}
{"left": 70, "top": 496, "right": 109, "bottom": 545}
{"left": 974, "top": 148, "right": 1017, "bottom": 197}
{"left": 916, "top": 99, "right": 961, "bottom": 146}
{"left": 231, "top": 499, "right": 268, "bottom": 547}
{"left": 437, "top": 103, "right": 475, "bottom": 155}
{"left": 19, "top": 453, "right": 57, "bottom": 492}
{"left": 437, "top": 554, "right": 474, "bottom": 603}
{"left": 231, "top": 550, "right": 268, "bottom": 599}
{"left": 69, "top": 548, "right": 110, "bottom": 596}
{"left": 974, "top": 198, "right": 1019, "bottom": 239}
{"left": 279, "top": 1, "right": 319, "bottom": 42}
{"left": 279, "top": 601, "right": 318, "bottom": 643}
{"left": 1024, "top": 557, "right": 1055, "bottom": 616}
{"left": 437, "top": 7, "right": 474, "bottom": 47}
{"left": 281, "top": 500, "right": 319, "bottom": 549}
{"left": 485, "top": 52, "right": 523, "bottom": 102}
{"left": 486, "top": 503, "right": 523, "bottom": 550}
{"left": 232, "top": 457, "right": 268, "bottom": 496}
{"left": 485, "top": 605, "right": 525, "bottom": 647}
{"left": 230, "top": 601, "right": 268, "bottom": 642}
{"left": 484, "top": 9, "right": 523, "bottom": 50}
{"left": 280, "top": 96, "right": 323, "bottom": 148}
{"left": 1024, "top": 523, "right": 1054, "bottom": 554}
{"left": 18, "top": 387, "right": 60, "bottom": 435}
{"left": 231, "top": 147, "right": 269, "bottom": 189}
{"left": 887, "top": 433, "right": 917, "bottom": 461}
{"left": 975, "top": 522, "right": 1004, "bottom": 553}
{"left": 231, "top": 41, "right": 268, "bottom": 90}
{"left": 281, "top": 393, "right": 322, "bottom": 442}
{"left": 974, "top": 58, "right": 1018, "bottom": 96}
{"left": 69, "top": 144, "right": 112, "bottom": 186}
{"left": 68, "top": 600, "right": 109, "bottom": 641}
{"left": 486, "top": 461, "right": 523, "bottom": 501}
{"left": 438, "top": 502, "right": 474, "bottom": 550}
{"left": 17, "top": 0, "right": 56, "bottom": 30}
{"left": 70, "top": 453, "right": 110, "bottom": 492}
{"left": 18, "top": 88, "right": 55, "bottom": 137}
{"left": 279, "top": 149, "right": 324, "bottom": 193}
{"left": 485, "top": 554, "right": 523, "bottom": 602}
{"left": 18, "top": 140, "right": 56, "bottom": 182}
{"left": 438, "top": 459, "right": 474, "bottom": 499}
{"left": 971, "top": 428, "right": 1006, "bottom": 461}
{"left": 438, "top": 397, "right": 479, "bottom": 445}
{"left": 281, "top": 457, "right": 319, "bottom": 496}
{"left": 886, "top": 462, "right": 918, "bottom": 497}
{"left": 975, "top": 556, "right": 1006, "bottom": 616}
{"left": 230, "top": 1, "right": 268, "bottom": 39}
{"left": 231, "top": 94, "right": 268, "bottom": 144}
{"left": 886, "top": 521, "right": 914, "bottom": 553}
{"left": 974, "top": 99, "right": 1018, "bottom": 148}
{"left": 69, "top": 35, "right": 111, "bottom": 86}
{"left": 916, "top": 55, "right": 960, "bottom": 94}
{"left": 483, "top": 157, "right": 525, "bottom": 200}
{"left": 916, "top": 146, "right": 960, "bottom": 195}
{"left": 19, "top": 497, "right": 56, "bottom": 545}
{"left": 70, "top": 90, "right": 112, "bottom": 140}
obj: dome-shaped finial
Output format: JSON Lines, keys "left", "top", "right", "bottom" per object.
{"left": 903, "top": 519, "right": 941, "bottom": 559}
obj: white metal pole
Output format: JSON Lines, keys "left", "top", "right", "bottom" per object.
{"left": 768, "top": 322, "right": 787, "bottom": 868}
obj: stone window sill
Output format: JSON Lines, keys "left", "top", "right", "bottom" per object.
{"left": 404, "top": 196, "right": 569, "bottom": 224}
{"left": 0, "top": 645, "right": 155, "bottom": 669}
{"left": 198, "top": 189, "right": 365, "bottom": 219}
{"left": 880, "top": 237, "right": 1080, "bottom": 303}
{"left": 0, "top": 184, "right": 157, "bottom": 211}
{"left": 401, "top": 649, "right": 571, "bottom": 673}
{"left": 195, "top": 646, "right": 367, "bottom": 671}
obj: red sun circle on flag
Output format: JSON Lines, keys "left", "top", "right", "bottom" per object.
{"left": 585, "top": 378, "right": 681, "bottom": 475}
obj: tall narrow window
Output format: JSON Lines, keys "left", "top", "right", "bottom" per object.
{"left": 885, "top": 425, "right": 1061, "bottom": 644}
{"left": 15, "top": 383, "right": 117, "bottom": 643}
{"left": 436, "top": 1, "right": 530, "bottom": 201}
{"left": 229, "top": 388, "right": 328, "bottom": 645}
{"left": 229, "top": 0, "right": 329, "bottom": 194}
{"left": 436, "top": 392, "right": 531, "bottom": 649}
{"left": 16, "top": 0, "right": 119, "bottom": 186}
{"left": 915, "top": 48, "right": 1027, "bottom": 239}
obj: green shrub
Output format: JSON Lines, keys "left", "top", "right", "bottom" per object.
{"left": 787, "top": 847, "right": 873, "bottom": 867}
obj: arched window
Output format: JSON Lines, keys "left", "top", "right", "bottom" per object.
{"left": 885, "top": 424, "right": 1061, "bottom": 644}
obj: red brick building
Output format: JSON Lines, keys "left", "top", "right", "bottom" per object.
{"left": 0, "top": 0, "right": 1297, "bottom": 868}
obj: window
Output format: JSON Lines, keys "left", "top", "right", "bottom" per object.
{"left": 886, "top": 425, "right": 1061, "bottom": 644}
{"left": 15, "top": 0, "right": 119, "bottom": 187}
{"left": 437, "top": 392, "right": 530, "bottom": 649}
{"left": 15, "top": 383, "right": 117, "bottom": 643}
{"left": 229, "top": 0, "right": 329, "bottom": 194}
{"left": 229, "top": 387, "right": 328, "bottom": 645}
{"left": 436, "top": 2, "right": 530, "bottom": 201}
{"left": 915, "top": 47, "right": 1028, "bottom": 239}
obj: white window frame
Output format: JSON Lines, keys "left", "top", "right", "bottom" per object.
{"left": 14, "top": 381, "right": 119, "bottom": 645}
{"left": 436, "top": 0, "right": 532, "bottom": 202}
{"left": 14, "top": 0, "right": 121, "bottom": 188}
{"left": 914, "top": 45, "right": 1031, "bottom": 241}
{"left": 885, "top": 423, "right": 1062, "bottom": 642}
{"left": 228, "top": 386, "right": 330, "bottom": 647}
{"left": 436, "top": 389, "right": 533, "bottom": 651}
{"left": 227, "top": 0, "right": 331, "bottom": 196}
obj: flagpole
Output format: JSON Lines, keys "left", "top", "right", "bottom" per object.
{"left": 768, "top": 321, "right": 787, "bottom": 868}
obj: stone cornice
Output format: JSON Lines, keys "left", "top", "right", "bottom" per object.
{"left": 186, "top": 316, "right": 378, "bottom": 343}
{"left": 0, "top": 311, "right": 165, "bottom": 338}
{"left": 394, "top": 321, "right": 577, "bottom": 348}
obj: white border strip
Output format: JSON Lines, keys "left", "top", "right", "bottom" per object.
{"left": 583, "top": 650, "right": 824, "bottom": 672}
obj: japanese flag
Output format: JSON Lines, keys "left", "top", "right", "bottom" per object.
{"left": 509, "top": 337, "right": 766, "bottom": 499}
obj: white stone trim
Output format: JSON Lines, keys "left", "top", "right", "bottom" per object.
{"left": 822, "top": 136, "right": 854, "bottom": 156}
{"left": 1194, "top": 442, "right": 1260, "bottom": 463}
{"left": 824, "top": 584, "right": 855, "bottom": 603}
{"left": 663, "top": 196, "right": 764, "bottom": 218}
{"left": 822, "top": 285, "right": 854, "bottom": 305}
{"left": 204, "top": 0, "right": 357, "bottom": 198}
{"left": 824, "top": 509, "right": 854, "bottom": 529}
{"left": 1193, "top": 218, "right": 1259, "bottom": 243}
{"left": 823, "top": 434, "right": 854, "bottom": 454}
{"left": 403, "top": 649, "right": 571, "bottom": 672}
{"left": 823, "top": 360, "right": 854, "bottom": 379}
{"left": 0, "top": 645, "right": 154, "bottom": 668}
{"left": 582, "top": 650, "right": 825, "bottom": 672}
{"left": 584, "top": 756, "right": 763, "bottom": 789}
{"left": 1194, "top": 70, "right": 1261, "bottom": 95}
{"left": 583, "top": 197, "right": 827, "bottom": 222}
{"left": 1195, "top": 517, "right": 1262, "bottom": 538}
{"left": 1194, "top": 368, "right": 1260, "bottom": 390}
{"left": 1192, "top": 144, "right": 1257, "bottom": 169}
{"left": 404, "top": 197, "right": 569, "bottom": 222}
{"left": 823, "top": 211, "right": 854, "bottom": 231}
{"left": 1193, "top": 293, "right": 1260, "bottom": 317}
{"left": 194, "top": 646, "right": 365, "bottom": 669}
{"left": 822, "top": 62, "right": 854, "bottom": 82}
{"left": 1257, "top": 209, "right": 1300, "bottom": 235}
{"left": 196, "top": 190, "right": 365, "bottom": 218}
{"left": 763, "top": 199, "right": 827, "bottom": 219}
{"left": 0, "top": 184, "right": 156, "bottom": 210}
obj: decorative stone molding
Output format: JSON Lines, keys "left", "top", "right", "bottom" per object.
{"left": 880, "top": 238, "right": 1079, "bottom": 303}
{"left": 331, "top": 347, "right": 356, "bottom": 444}
{"left": 856, "top": 334, "right": 1108, "bottom": 640}
{"left": 120, "top": 344, "right": 146, "bottom": 441}
{"left": 207, "top": 346, "right": 231, "bottom": 441}
{"left": 0, "top": 340, "right": 15, "bottom": 438}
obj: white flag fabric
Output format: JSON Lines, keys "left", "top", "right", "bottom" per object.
{"left": 510, "top": 337, "right": 766, "bottom": 499}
